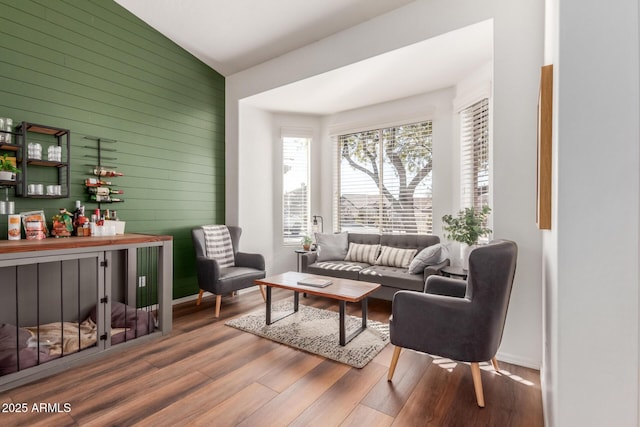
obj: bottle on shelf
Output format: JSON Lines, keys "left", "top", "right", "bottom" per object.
{"left": 92, "top": 167, "right": 123, "bottom": 177}
{"left": 85, "top": 178, "right": 112, "bottom": 187}
{"left": 73, "top": 201, "right": 89, "bottom": 237}
{"left": 90, "top": 194, "right": 123, "bottom": 203}
{"left": 87, "top": 187, "right": 123, "bottom": 196}
{"left": 72, "top": 200, "right": 82, "bottom": 236}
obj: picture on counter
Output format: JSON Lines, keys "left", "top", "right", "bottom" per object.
{"left": 20, "top": 210, "right": 49, "bottom": 240}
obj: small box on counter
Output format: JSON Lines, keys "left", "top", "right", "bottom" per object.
{"left": 21, "top": 210, "right": 48, "bottom": 240}
{"left": 103, "top": 220, "right": 125, "bottom": 235}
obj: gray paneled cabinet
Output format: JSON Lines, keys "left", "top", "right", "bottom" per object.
{"left": 0, "top": 234, "right": 173, "bottom": 392}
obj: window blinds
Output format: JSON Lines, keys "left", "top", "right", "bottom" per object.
{"left": 460, "top": 98, "right": 490, "bottom": 211}
{"left": 283, "top": 137, "right": 310, "bottom": 243}
{"left": 335, "top": 121, "right": 433, "bottom": 234}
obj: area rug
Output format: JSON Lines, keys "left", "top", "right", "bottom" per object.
{"left": 225, "top": 300, "right": 389, "bottom": 368}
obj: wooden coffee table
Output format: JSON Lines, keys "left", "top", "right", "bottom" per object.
{"left": 255, "top": 271, "right": 381, "bottom": 346}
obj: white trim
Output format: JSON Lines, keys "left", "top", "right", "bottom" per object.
{"left": 327, "top": 109, "right": 436, "bottom": 137}
{"left": 280, "top": 126, "right": 313, "bottom": 138}
{"left": 173, "top": 286, "right": 263, "bottom": 305}
{"left": 496, "top": 350, "right": 541, "bottom": 370}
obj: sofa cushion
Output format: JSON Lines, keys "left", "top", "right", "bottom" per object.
{"left": 306, "top": 261, "right": 366, "bottom": 280}
{"left": 375, "top": 246, "right": 417, "bottom": 268}
{"left": 380, "top": 233, "right": 440, "bottom": 254}
{"left": 345, "top": 243, "right": 380, "bottom": 264}
{"left": 408, "top": 243, "right": 449, "bottom": 274}
{"left": 347, "top": 233, "right": 382, "bottom": 245}
{"left": 359, "top": 266, "right": 425, "bottom": 292}
{"left": 315, "top": 232, "right": 349, "bottom": 261}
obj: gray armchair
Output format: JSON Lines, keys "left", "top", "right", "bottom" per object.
{"left": 387, "top": 240, "right": 518, "bottom": 407}
{"left": 192, "top": 225, "right": 266, "bottom": 318}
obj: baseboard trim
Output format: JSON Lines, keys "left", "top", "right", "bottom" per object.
{"left": 496, "top": 351, "right": 541, "bottom": 370}
{"left": 172, "top": 286, "right": 262, "bottom": 306}
{"left": 172, "top": 294, "right": 199, "bottom": 305}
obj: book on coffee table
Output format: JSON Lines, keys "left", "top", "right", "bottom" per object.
{"left": 297, "top": 278, "right": 333, "bottom": 288}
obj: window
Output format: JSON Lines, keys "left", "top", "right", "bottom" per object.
{"left": 460, "top": 98, "right": 490, "bottom": 212}
{"left": 335, "top": 121, "right": 433, "bottom": 234}
{"left": 283, "top": 137, "right": 310, "bottom": 244}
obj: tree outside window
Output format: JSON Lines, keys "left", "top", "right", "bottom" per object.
{"left": 337, "top": 121, "right": 433, "bottom": 234}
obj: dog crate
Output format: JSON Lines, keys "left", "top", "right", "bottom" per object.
{"left": 0, "top": 234, "right": 172, "bottom": 391}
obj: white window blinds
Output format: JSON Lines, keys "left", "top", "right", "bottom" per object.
{"left": 283, "top": 137, "right": 310, "bottom": 244}
{"left": 335, "top": 121, "right": 433, "bottom": 234}
{"left": 460, "top": 98, "right": 490, "bottom": 211}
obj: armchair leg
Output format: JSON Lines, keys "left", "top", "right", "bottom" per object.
{"left": 387, "top": 346, "right": 402, "bottom": 381}
{"left": 470, "top": 362, "right": 485, "bottom": 408}
{"left": 491, "top": 357, "right": 500, "bottom": 372}
{"left": 214, "top": 295, "right": 222, "bottom": 318}
{"left": 259, "top": 285, "right": 266, "bottom": 302}
{"left": 196, "top": 289, "right": 204, "bottom": 306}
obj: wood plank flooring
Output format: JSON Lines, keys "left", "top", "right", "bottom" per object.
{"left": 0, "top": 289, "right": 544, "bottom": 426}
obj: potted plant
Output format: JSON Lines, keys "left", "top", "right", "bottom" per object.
{"left": 0, "top": 153, "right": 20, "bottom": 181}
{"left": 442, "top": 206, "right": 492, "bottom": 269}
{"left": 301, "top": 234, "right": 313, "bottom": 251}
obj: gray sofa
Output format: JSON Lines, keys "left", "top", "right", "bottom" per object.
{"left": 300, "top": 232, "right": 449, "bottom": 301}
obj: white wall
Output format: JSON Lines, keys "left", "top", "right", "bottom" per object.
{"left": 237, "top": 105, "right": 323, "bottom": 274}
{"left": 237, "top": 103, "right": 275, "bottom": 269}
{"left": 227, "top": 0, "right": 544, "bottom": 368}
{"left": 542, "top": 0, "right": 640, "bottom": 425}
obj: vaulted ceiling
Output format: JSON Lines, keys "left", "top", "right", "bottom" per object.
{"left": 115, "top": 0, "right": 492, "bottom": 114}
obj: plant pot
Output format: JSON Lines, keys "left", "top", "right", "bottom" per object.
{"left": 462, "top": 244, "right": 476, "bottom": 271}
{"left": 302, "top": 244, "right": 310, "bottom": 251}
{"left": 0, "top": 171, "right": 15, "bottom": 181}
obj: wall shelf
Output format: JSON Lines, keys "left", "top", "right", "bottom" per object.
{"left": 15, "top": 122, "right": 71, "bottom": 199}
{"left": 0, "top": 143, "right": 20, "bottom": 152}
{"left": 84, "top": 136, "right": 122, "bottom": 209}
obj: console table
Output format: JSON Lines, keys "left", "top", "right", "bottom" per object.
{"left": 0, "top": 234, "right": 173, "bottom": 391}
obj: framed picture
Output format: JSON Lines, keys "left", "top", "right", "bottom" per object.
{"left": 537, "top": 64, "right": 553, "bottom": 230}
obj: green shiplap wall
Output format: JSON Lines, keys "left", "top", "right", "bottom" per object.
{"left": 0, "top": 0, "right": 225, "bottom": 299}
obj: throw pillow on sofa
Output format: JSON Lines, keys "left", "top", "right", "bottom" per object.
{"left": 344, "top": 243, "right": 380, "bottom": 264}
{"left": 375, "top": 246, "right": 417, "bottom": 268}
{"left": 315, "top": 232, "right": 349, "bottom": 262}
{"left": 408, "top": 243, "right": 449, "bottom": 274}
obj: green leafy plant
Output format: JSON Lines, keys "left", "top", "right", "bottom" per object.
{"left": 301, "top": 234, "right": 313, "bottom": 245}
{"left": 0, "top": 153, "right": 20, "bottom": 174}
{"left": 442, "top": 206, "right": 492, "bottom": 246}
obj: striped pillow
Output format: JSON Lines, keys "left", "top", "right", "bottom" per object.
{"left": 314, "top": 262, "right": 364, "bottom": 272}
{"left": 344, "top": 243, "right": 380, "bottom": 264}
{"left": 201, "top": 225, "right": 235, "bottom": 268}
{"left": 375, "top": 246, "right": 417, "bottom": 268}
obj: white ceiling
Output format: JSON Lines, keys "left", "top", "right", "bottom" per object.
{"left": 114, "top": 0, "right": 416, "bottom": 76}
{"left": 114, "top": 0, "right": 492, "bottom": 115}
{"left": 243, "top": 21, "right": 493, "bottom": 115}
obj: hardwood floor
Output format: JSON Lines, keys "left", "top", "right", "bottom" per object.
{"left": 0, "top": 289, "right": 543, "bottom": 426}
